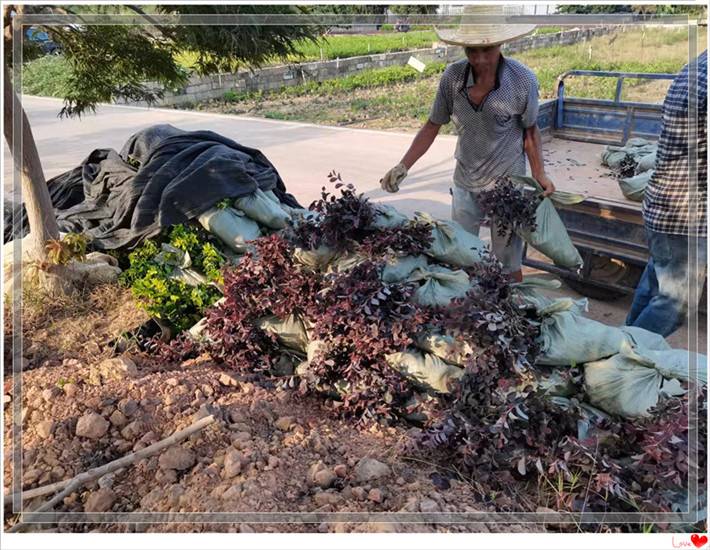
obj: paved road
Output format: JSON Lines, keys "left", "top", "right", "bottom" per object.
{"left": 3, "top": 96, "right": 459, "bottom": 219}
{"left": 3, "top": 96, "right": 705, "bottom": 350}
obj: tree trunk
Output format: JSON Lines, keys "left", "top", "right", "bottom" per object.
{"left": 3, "top": 64, "right": 59, "bottom": 261}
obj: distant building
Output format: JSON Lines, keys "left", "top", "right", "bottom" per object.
{"left": 437, "top": 4, "right": 557, "bottom": 16}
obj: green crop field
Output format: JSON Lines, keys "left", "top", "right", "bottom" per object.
{"left": 177, "top": 30, "right": 438, "bottom": 67}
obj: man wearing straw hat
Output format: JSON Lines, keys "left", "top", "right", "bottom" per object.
{"left": 380, "top": 6, "right": 555, "bottom": 282}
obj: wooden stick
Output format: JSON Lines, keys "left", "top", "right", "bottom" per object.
{"left": 7, "top": 415, "right": 215, "bottom": 532}
{"left": 4, "top": 479, "right": 67, "bottom": 506}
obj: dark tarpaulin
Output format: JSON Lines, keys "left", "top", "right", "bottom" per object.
{"left": 5, "top": 124, "right": 300, "bottom": 250}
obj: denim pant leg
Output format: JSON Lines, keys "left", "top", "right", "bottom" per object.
{"left": 630, "top": 230, "right": 707, "bottom": 337}
{"left": 626, "top": 258, "right": 658, "bottom": 325}
{"left": 451, "top": 186, "right": 524, "bottom": 273}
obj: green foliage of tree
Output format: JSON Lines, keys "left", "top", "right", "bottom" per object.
{"left": 8, "top": 5, "right": 323, "bottom": 117}
{"left": 387, "top": 5, "right": 439, "bottom": 16}
{"left": 558, "top": 4, "right": 706, "bottom": 17}
{"left": 557, "top": 5, "right": 633, "bottom": 14}
{"left": 306, "top": 5, "right": 388, "bottom": 15}
{"left": 2, "top": 3, "right": 322, "bottom": 281}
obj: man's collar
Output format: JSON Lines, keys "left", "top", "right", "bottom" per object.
{"left": 465, "top": 54, "right": 505, "bottom": 90}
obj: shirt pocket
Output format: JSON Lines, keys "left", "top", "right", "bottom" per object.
{"left": 493, "top": 113, "right": 515, "bottom": 131}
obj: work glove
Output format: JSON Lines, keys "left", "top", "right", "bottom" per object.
{"left": 380, "top": 162, "right": 408, "bottom": 193}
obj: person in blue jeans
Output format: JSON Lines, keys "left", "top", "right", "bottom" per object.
{"left": 626, "top": 51, "right": 708, "bottom": 337}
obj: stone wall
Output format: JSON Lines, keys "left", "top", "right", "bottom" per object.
{"left": 128, "top": 26, "right": 615, "bottom": 107}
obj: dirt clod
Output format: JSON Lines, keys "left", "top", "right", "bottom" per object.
{"left": 75, "top": 413, "right": 109, "bottom": 439}
{"left": 158, "top": 446, "right": 196, "bottom": 471}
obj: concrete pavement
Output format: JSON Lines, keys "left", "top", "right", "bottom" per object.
{"left": 3, "top": 96, "right": 458, "bottom": 219}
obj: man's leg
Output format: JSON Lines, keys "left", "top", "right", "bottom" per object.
{"left": 451, "top": 187, "right": 524, "bottom": 279}
{"left": 631, "top": 231, "right": 707, "bottom": 337}
{"left": 489, "top": 222, "right": 524, "bottom": 281}
{"left": 625, "top": 258, "right": 658, "bottom": 326}
{"left": 451, "top": 186, "right": 483, "bottom": 237}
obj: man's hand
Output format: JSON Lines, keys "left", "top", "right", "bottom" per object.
{"left": 535, "top": 173, "right": 556, "bottom": 197}
{"left": 380, "top": 162, "right": 408, "bottom": 193}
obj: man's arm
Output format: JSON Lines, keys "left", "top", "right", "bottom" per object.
{"left": 523, "top": 124, "right": 556, "bottom": 196}
{"left": 380, "top": 119, "right": 441, "bottom": 192}
{"left": 400, "top": 119, "right": 442, "bottom": 169}
{"left": 382, "top": 68, "right": 448, "bottom": 193}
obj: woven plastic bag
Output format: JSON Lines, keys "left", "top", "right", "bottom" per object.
{"left": 511, "top": 277, "right": 562, "bottom": 311}
{"left": 583, "top": 340, "right": 692, "bottom": 417}
{"left": 636, "top": 151, "right": 656, "bottom": 174}
{"left": 509, "top": 176, "right": 584, "bottom": 269}
{"left": 381, "top": 255, "right": 429, "bottom": 284}
{"left": 385, "top": 349, "right": 463, "bottom": 393}
{"left": 601, "top": 138, "right": 656, "bottom": 169}
{"left": 153, "top": 243, "right": 210, "bottom": 287}
{"left": 289, "top": 209, "right": 337, "bottom": 270}
{"left": 197, "top": 206, "right": 261, "bottom": 253}
{"left": 372, "top": 203, "right": 408, "bottom": 229}
{"left": 258, "top": 313, "right": 310, "bottom": 352}
{"left": 519, "top": 197, "right": 584, "bottom": 268}
{"left": 234, "top": 188, "right": 290, "bottom": 229}
{"left": 534, "top": 368, "right": 579, "bottom": 398}
{"left": 415, "top": 331, "right": 475, "bottom": 366}
{"left": 414, "top": 212, "right": 486, "bottom": 267}
{"left": 407, "top": 265, "right": 470, "bottom": 307}
{"left": 619, "top": 170, "right": 652, "bottom": 202}
{"left": 622, "top": 343, "right": 707, "bottom": 385}
{"left": 536, "top": 298, "right": 628, "bottom": 366}
{"left": 293, "top": 245, "right": 337, "bottom": 271}
{"left": 69, "top": 252, "right": 122, "bottom": 285}
{"left": 620, "top": 325, "right": 671, "bottom": 351}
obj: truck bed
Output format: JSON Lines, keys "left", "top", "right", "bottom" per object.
{"left": 535, "top": 137, "right": 649, "bottom": 268}
{"left": 542, "top": 137, "right": 635, "bottom": 205}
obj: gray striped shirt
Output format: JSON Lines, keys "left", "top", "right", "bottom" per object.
{"left": 429, "top": 56, "right": 539, "bottom": 191}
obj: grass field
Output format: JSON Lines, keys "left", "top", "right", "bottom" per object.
{"left": 178, "top": 31, "right": 440, "bottom": 67}
{"left": 21, "top": 54, "right": 71, "bottom": 98}
{"left": 188, "top": 27, "right": 705, "bottom": 133}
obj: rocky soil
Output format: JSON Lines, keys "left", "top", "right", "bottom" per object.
{"left": 3, "top": 352, "right": 548, "bottom": 533}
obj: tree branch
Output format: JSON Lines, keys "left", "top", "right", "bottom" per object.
{"left": 125, "top": 5, "right": 164, "bottom": 37}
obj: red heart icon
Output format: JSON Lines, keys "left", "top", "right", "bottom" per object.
{"left": 691, "top": 534, "right": 708, "bottom": 548}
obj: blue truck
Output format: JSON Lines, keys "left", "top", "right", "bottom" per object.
{"left": 25, "top": 26, "right": 61, "bottom": 55}
{"left": 529, "top": 69, "right": 683, "bottom": 300}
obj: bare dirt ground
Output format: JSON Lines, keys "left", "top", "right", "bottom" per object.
{"left": 4, "top": 297, "right": 554, "bottom": 534}
{"left": 2, "top": 284, "right": 550, "bottom": 534}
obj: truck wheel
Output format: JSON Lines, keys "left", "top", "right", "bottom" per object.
{"left": 561, "top": 256, "right": 642, "bottom": 301}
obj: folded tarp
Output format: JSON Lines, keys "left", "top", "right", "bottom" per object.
{"left": 6, "top": 124, "right": 299, "bottom": 250}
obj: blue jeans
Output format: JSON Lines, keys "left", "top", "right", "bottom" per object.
{"left": 626, "top": 229, "right": 707, "bottom": 337}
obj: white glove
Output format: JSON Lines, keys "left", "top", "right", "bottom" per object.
{"left": 380, "top": 162, "right": 408, "bottom": 193}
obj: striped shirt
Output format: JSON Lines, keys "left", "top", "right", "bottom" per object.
{"left": 642, "top": 50, "right": 707, "bottom": 237}
{"left": 429, "top": 56, "right": 539, "bottom": 191}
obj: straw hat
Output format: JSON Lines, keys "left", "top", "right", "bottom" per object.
{"left": 435, "top": 5, "right": 536, "bottom": 47}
